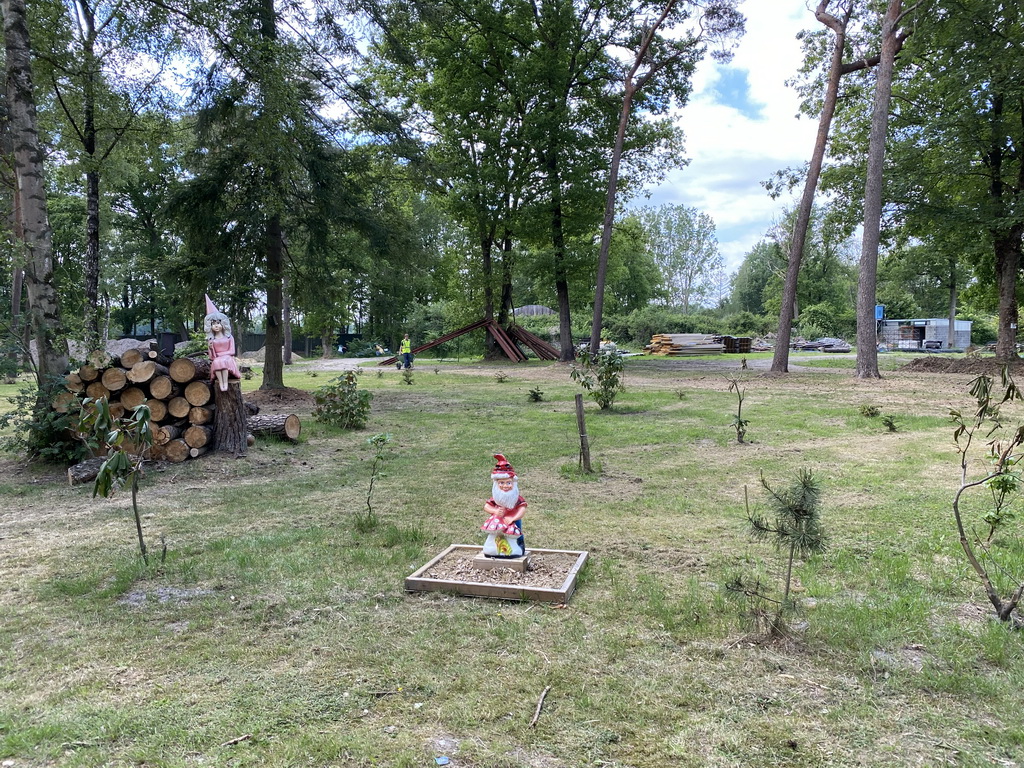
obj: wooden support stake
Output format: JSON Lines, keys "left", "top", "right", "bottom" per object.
{"left": 575, "top": 394, "right": 592, "bottom": 474}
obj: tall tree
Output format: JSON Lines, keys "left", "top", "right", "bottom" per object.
{"left": 885, "top": 0, "right": 1023, "bottom": 360}
{"left": 638, "top": 204, "right": 722, "bottom": 312}
{"left": 854, "top": 0, "right": 917, "bottom": 379}
{"left": 3, "top": 0, "right": 67, "bottom": 382}
{"left": 30, "top": 0, "right": 178, "bottom": 344}
{"left": 768, "top": 0, "right": 911, "bottom": 372}
{"left": 589, "top": 0, "right": 742, "bottom": 354}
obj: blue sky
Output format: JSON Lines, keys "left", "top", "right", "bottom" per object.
{"left": 636, "top": 3, "right": 821, "bottom": 276}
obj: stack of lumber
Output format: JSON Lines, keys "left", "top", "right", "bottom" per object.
{"left": 645, "top": 333, "right": 724, "bottom": 356}
{"left": 58, "top": 344, "right": 302, "bottom": 479}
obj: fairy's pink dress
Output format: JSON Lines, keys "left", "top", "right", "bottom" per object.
{"left": 208, "top": 335, "right": 241, "bottom": 380}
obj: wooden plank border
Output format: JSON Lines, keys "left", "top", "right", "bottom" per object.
{"left": 405, "top": 545, "right": 588, "bottom": 603}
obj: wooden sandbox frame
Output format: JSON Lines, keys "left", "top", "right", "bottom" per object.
{"left": 405, "top": 545, "right": 588, "bottom": 603}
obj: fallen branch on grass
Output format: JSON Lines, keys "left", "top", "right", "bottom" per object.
{"left": 529, "top": 685, "right": 552, "bottom": 728}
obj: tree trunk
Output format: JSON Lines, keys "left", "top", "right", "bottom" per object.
{"left": 283, "top": 272, "right": 292, "bottom": 366}
{"left": 261, "top": 212, "right": 285, "bottom": 388}
{"left": 3, "top": 0, "right": 68, "bottom": 383}
{"left": 772, "top": 2, "right": 850, "bottom": 373}
{"left": 946, "top": 255, "right": 957, "bottom": 349}
{"left": 592, "top": 81, "right": 636, "bottom": 355}
{"left": 855, "top": 0, "right": 902, "bottom": 380}
{"left": 994, "top": 230, "right": 1021, "bottom": 360}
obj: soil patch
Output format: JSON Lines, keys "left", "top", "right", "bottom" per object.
{"left": 899, "top": 355, "right": 1024, "bottom": 376}
{"left": 244, "top": 386, "right": 315, "bottom": 410}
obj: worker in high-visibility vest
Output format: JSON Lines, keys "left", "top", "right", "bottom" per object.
{"left": 400, "top": 333, "right": 413, "bottom": 370}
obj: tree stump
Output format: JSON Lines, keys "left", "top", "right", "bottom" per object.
{"left": 214, "top": 382, "right": 248, "bottom": 456}
{"left": 68, "top": 456, "right": 106, "bottom": 485}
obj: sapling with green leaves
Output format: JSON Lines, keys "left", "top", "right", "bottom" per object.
{"left": 570, "top": 349, "right": 625, "bottom": 409}
{"left": 727, "top": 378, "right": 749, "bottom": 443}
{"left": 729, "top": 469, "right": 826, "bottom": 636}
{"left": 950, "top": 368, "right": 1024, "bottom": 623}
{"left": 361, "top": 432, "right": 393, "bottom": 531}
{"left": 83, "top": 399, "right": 154, "bottom": 564}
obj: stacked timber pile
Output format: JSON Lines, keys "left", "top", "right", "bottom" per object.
{"left": 645, "top": 333, "right": 725, "bottom": 356}
{"left": 58, "top": 342, "right": 302, "bottom": 478}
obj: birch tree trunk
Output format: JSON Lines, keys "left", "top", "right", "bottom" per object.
{"left": 3, "top": 0, "right": 68, "bottom": 383}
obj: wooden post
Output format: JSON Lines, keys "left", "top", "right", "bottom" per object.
{"left": 214, "top": 381, "right": 248, "bottom": 456}
{"left": 575, "top": 394, "right": 592, "bottom": 473}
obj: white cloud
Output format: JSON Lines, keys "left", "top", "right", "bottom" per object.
{"left": 636, "top": 2, "right": 822, "bottom": 274}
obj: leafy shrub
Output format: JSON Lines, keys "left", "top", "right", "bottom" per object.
{"left": 0, "top": 377, "right": 88, "bottom": 463}
{"left": 719, "top": 311, "right": 771, "bottom": 337}
{"left": 173, "top": 332, "right": 207, "bottom": 359}
{"left": 570, "top": 349, "right": 625, "bottom": 409}
{"left": 313, "top": 372, "right": 372, "bottom": 429}
{"left": 605, "top": 306, "right": 723, "bottom": 346}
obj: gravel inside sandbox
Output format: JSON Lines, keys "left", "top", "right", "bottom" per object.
{"left": 421, "top": 548, "right": 580, "bottom": 590}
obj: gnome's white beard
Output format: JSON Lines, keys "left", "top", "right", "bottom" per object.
{"left": 492, "top": 480, "right": 520, "bottom": 510}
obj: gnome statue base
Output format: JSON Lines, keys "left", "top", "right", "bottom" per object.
{"left": 479, "top": 454, "right": 528, "bottom": 560}
{"left": 481, "top": 532, "right": 524, "bottom": 558}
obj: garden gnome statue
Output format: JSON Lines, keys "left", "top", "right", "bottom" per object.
{"left": 204, "top": 295, "right": 241, "bottom": 392}
{"left": 481, "top": 453, "right": 527, "bottom": 557}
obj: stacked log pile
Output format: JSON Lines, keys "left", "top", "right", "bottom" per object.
{"left": 58, "top": 342, "right": 301, "bottom": 478}
{"left": 645, "top": 333, "right": 725, "bottom": 356}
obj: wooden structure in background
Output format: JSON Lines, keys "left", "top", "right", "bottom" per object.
{"left": 379, "top": 319, "right": 560, "bottom": 365}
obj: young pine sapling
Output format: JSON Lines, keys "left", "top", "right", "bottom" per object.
{"left": 729, "top": 469, "right": 826, "bottom": 636}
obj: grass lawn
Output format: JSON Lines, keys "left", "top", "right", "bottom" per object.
{"left": 1, "top": 355, "right": 1023, "bottom": 767}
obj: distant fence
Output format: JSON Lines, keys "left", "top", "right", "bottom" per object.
{"left": 115, "top": 332, "right": 361, "bottom": 356}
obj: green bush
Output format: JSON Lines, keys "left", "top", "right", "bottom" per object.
{"left": 0, "top": 377, "right": 88, "bottom": 463}
{"left": 174, "top": 332, "right": 207, "bottom": 358}
{"left": 570, "top": 349, "right": 625, "bottom": 409}
{"left": 719, "top": 311, "right": 771, "bottom": 337}
{"left": 604, "top": 307, "right": 723, "bottom": 346}
{"left": 313, "top": 372, "right": 372, "bottom": 429}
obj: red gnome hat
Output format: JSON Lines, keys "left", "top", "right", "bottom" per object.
{"left": 491, "top": 453, "right": 516, "bottom": 479}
